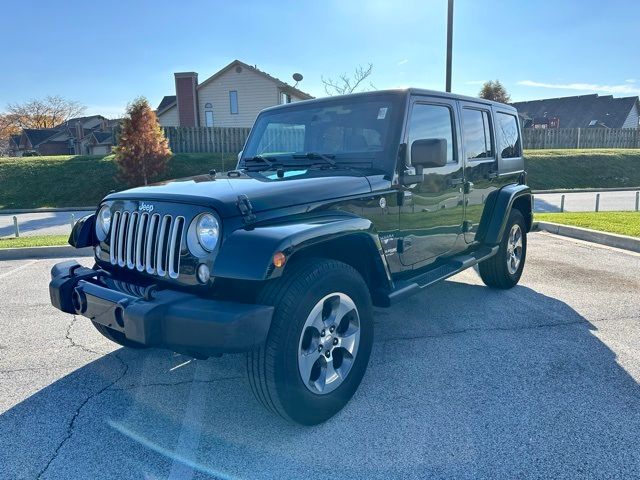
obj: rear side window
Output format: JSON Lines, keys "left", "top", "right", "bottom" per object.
{"left": 407, "top": 103, "right": 456, "bottom": 163}
{"left": 462, "top": 109, "right": 493, "bottom": 159}
{"left": 496, "top": 113, "right": 521, "bottom": 158}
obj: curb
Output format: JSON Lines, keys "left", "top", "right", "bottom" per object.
{"left": 533, "top": 221, "right": 640, "bottom": 253}
{"left": 0, "top": 245, "right": 93, "bottom": 261}
{"left": 0, "top": 207, "right": 95, "bottom": 215}
{"left": 533, "top": 187, "right": 640, "bottom": 194}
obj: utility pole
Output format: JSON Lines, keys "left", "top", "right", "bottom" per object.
{"left": 445, "top": 0, "right": 454, "bottom": 92}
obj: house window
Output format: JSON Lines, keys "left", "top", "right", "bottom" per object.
{"left": 204, "top": 103, "right": 212, "bottom": 109}
{"left": 280, "top": 91, "right": 292, "bottom": 104}
{"left": 205, "top": 110, "right": 214, "bottom": 127}
{"left": 229, "top": 91, "right": 238, "bottom": 114}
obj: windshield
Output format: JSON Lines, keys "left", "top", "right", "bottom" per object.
{"left": 240, "top": 93, "right": 403, "bottom": 173}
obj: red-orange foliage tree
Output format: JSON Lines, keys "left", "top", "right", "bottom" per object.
{"left": 114, "top": 97, "right": 171, "bottom": 186}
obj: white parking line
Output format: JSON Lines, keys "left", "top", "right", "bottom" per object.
{"left": 0, "top": 259, "right": 39, "bottom": 280}
{"left": 167, "top": 361, "right": 210, "bottom": 480}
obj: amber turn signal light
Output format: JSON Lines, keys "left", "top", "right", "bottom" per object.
{"left": 273, "top": 252, "right": 286, "bottom": 268}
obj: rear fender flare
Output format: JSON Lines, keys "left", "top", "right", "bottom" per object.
{"left": 477, "top": 184, "right": 532, "bottom": 245}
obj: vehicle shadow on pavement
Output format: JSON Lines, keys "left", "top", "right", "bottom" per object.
{"left": 2, "top": 279, "right": 640, "bottom": 479}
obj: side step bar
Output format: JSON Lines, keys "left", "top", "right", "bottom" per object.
{"left": 376, "top": 246, "right": 498, "bottom": 307}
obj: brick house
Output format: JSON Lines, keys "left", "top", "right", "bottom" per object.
{"left": 156, "top": 59, "right": 313, "bottom": 128}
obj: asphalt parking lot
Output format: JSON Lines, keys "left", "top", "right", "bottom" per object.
{"left": 1, "top": 232, "right": 639, "bottom": 479}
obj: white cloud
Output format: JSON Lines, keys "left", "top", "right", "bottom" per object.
{"left": 518, "top": 80, "right": 640, "bottom": 96}
{"left": 625, "top": 79, "right": 636, "bottom": 83}
{"left": 397, "top": 59, "right": 408, "bottom": 66}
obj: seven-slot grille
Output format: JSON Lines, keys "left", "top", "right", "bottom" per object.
{"left": 108, "top": 210, "right": 185, "bottom": 279}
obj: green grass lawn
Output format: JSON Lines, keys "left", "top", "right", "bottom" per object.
{"left": 535, "top": 211, "right": 640, "bottom": 237}
{"left": 0, "top": 153, "right": 235, "bottom": 209}
{"left": 1, "top": 149, "right": 639, "bottom": 210}
{"left": 524, "top": 149, "right": 640, "bottom": 190}
{"left": 0, "top": 235, "right": 70, "bottom": 249}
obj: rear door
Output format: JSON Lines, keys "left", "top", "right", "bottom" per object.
{"left": 458, "top": 101, "right": 499, "bottom": 243}
{"left": 398, "top": 96, "right": 465, "bottom": 267}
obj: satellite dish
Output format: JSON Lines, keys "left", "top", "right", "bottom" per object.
{"left": 292, "top": 73, "right": 303, "bottom": 87}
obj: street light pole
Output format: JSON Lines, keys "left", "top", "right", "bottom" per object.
{"left": 445, "top": 0, "right": 454, "bottom": 92}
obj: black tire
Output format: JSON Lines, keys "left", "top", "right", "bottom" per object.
{"left": 91, "top": 321, "right": 148, "bottom": 349}
{"left": 246, "top": 258, "right": 373, "bottom": 425}
{"left": 478, "top": 208, "right": 527, "bottom": 289}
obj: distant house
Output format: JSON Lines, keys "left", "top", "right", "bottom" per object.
{"left": 156, "top": 59, "right": 314, "bottom": 128}
{"left": 512, "top": 94, "right": 640, "bottom": 129}
{"left": 10, "top": 115, "right": 119, "bottom": 156}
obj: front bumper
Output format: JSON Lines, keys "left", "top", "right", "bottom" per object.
{"left": 49, "top": 261, "right": 273, "bottom": 357}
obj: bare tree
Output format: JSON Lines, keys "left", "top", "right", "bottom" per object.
{"left": 6, "top": 95, "right": 86, "bottom": 129}
{"left": 0, "top": 114, "right": 21, "bottom": 156}
{"left": 321, "top": 63, "right": 375, "bottom": 96}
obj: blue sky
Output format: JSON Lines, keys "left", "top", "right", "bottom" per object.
{"left": 4, "top": 0, "right": 639, "bottom": 117}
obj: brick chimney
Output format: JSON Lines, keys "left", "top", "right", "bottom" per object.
{"left": 175, "top": 72, "right": 199, "bottom": 127}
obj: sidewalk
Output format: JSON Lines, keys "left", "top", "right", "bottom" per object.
{"left": 0, "top": 210, "right": 92, "bottom": 237}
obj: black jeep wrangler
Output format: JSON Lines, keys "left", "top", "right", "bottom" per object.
{"left": 49, "top": 89, "right": 532, "bottom": 425}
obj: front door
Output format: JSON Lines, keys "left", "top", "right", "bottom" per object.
{"left": 398, "top": 97, "right": 465, "bottom": 267}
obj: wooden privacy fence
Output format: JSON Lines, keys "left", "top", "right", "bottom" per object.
{"left": 523, "top": 128, "right": 640, "bottom": 149}
{"left": 158, "top": 126, "right": 640, "bottom": 152}
{"left": 162, "top": 127, "right": 251, "bottom": 154}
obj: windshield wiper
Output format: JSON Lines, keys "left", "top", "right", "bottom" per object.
{"left": 291, "top": 152, "right": 339, "bottom": 168}
{"left": 242, "top": 155, "right": 280, "bottom": 171}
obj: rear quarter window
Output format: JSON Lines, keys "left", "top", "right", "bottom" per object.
{"left": 496, "top": 112, "right": 521, "bottom": 158}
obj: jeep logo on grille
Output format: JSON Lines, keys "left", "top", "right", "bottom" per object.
{"left": 138, "top": 202, "right": 154, "bottom": 213}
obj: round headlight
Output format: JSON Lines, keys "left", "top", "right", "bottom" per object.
{"left": 96, "top": 205, "right": 111, "bottom": 240}
{"left": 196, "top": 213, "right": 220, "bottom": 252}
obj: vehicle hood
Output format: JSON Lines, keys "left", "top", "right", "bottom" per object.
{"left": 104, "top": 171, "right": 373, "bottom": 218}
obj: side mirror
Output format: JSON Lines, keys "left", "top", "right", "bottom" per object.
{"left": 410, "top": 138, "right": 447, "bottom": 171}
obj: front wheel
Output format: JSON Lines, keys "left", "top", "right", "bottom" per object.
{"left": 478, "top": 208, "right": 527, "bottom": 289}
{"left": 246, "top": 258, "right": 373, "bottom": 425}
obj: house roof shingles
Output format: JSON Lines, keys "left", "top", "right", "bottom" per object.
{"left": 92, "top": 131, "right": 113, "bottom": 144}
{"left": 157, "top": 95, "right": 176, "bottom": 112}
{"left": 23, "top": 129, "right": 58, "bottom": 147}
{"left": 512, "top": 94, "right": 639, "bottom": 129}
{"left": 157, "top": 59, "right": 315, "bottom": 113}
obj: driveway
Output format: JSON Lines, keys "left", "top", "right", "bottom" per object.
{"left": 1, "top": 233, "right": 639, "bottom": 479}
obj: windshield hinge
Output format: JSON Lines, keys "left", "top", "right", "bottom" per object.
{"left": 236, "top": 194, "right": 256, "bottom": 224}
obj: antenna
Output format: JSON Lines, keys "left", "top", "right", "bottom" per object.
{"left": 292, "top": 73, "right": 303, "bottom": 87}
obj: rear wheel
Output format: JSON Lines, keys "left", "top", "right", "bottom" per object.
{"left": 91, "top": 321, "right": 148, "bottom": 349}
{"left": 246, "top": 258, "right": 373, "bottom": 425}
{"left": 479, "top": 208, "right": 527, "bottom": 289}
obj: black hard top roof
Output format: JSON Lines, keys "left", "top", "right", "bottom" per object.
{"left": 261, "top": 88, "right": 517, "bottom": 113}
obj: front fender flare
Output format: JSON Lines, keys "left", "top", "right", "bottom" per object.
{"left": 212, "top": 215, "right": 387, "bottom": 282}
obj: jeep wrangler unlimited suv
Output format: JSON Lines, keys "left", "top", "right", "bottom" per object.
{"left": 49, "top": 89, "right": 532, "bottom": 425}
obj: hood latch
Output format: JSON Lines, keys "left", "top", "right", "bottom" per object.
{"left": 236, "top": 194, "right": 256, "bottom": 224}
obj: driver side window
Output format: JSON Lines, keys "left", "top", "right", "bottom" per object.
{"left": 407, "top": 103, "right": 456, "bottom": 165}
